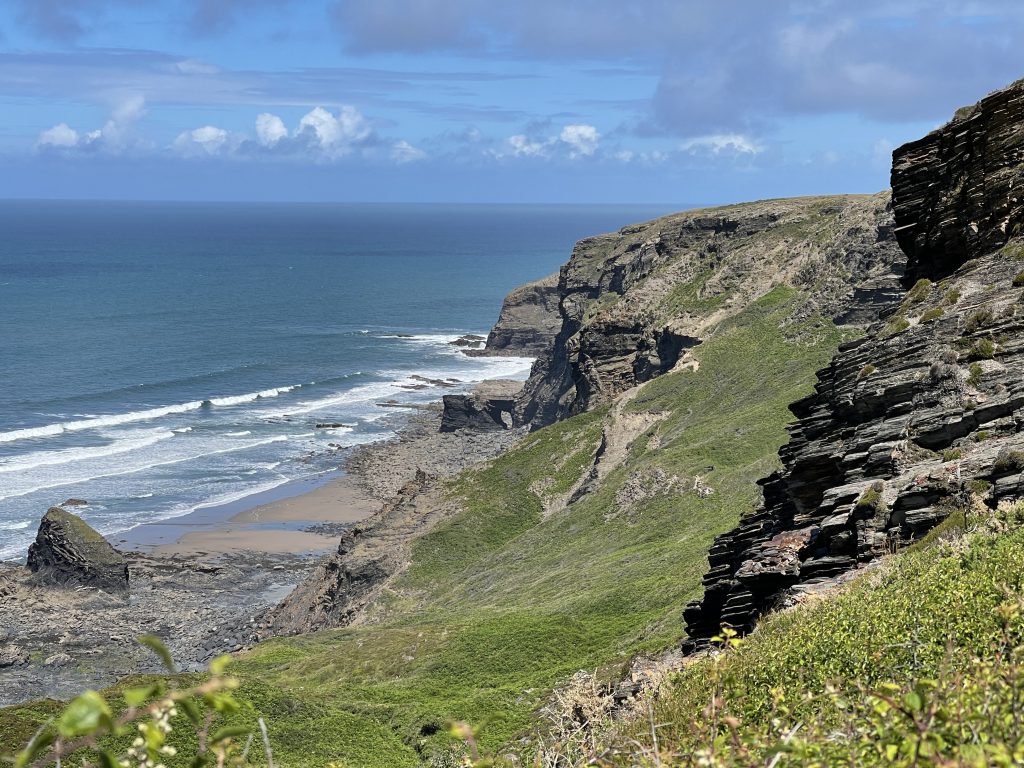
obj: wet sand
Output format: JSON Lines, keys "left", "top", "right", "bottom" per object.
{"left": 115, "top": 470, "right": 380, "bottom": 558}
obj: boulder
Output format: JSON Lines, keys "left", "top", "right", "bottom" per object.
{"left": 27, "top": 507, "right": 129, "bottom": 591}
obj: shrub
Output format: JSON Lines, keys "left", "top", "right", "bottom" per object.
{"left": 882, "top": 316, "right": 910, "bottom": 336}
{"left": 974, "top": 430, "right": 991, "bottom": 443}
{"left": 942, "top": 448, "right": 964, "bottom": 461}
{"left": 968, "top": 362, "right": 984, "bottom": 387}
{"left": 944, "top": 288, "right": 961, "bottom": 304}
{"left": 968, "top": 338, "right": 997, "bottom": 360}
{"left": 857, "top": 364, "right": 876, "bottom": 381}
{"left": 995, "top": 449, "right": 1024, "bottom": 472}
{"left": 907, "top": 278, "right": 932, "bottom": 304}
{"left": 965, "top": 306, "right": 995, "bottom": 333}
{"left": 1013, "top": 271, "right": 1024, "bottom": 287}
{"left": 920, "top": 307, "right": 944, "bottom": 323}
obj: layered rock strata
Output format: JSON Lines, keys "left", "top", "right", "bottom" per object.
{"left": 440, "top": 379, "right": 520, "bottom": 432}
{"left": 27, "top": 507, "right": 129, "bottom": 592}
{"left": 515, "top": 194, "right": 906, "bottom": 428}
{"left": 481, "top": 273, "right": 562, "bottom": 356}
{"left": 684, "top": 77, "right": 1024, "bottom": 648}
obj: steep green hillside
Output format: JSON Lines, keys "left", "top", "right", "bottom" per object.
{"left": 0, "top": 288, "right": 848, "bottom": 766}
{"left": 590, "top": 502, "right": 1024, "bottom": 766}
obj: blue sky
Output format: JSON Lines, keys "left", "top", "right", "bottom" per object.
{"left": 1, "top": 1, "right": 1023, "bottom": 203}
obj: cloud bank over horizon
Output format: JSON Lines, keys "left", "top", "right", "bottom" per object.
{"left": 2, "top": 1, "right": 1023, "bottom": 201}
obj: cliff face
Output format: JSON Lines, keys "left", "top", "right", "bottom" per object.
{"left": 892, "top": 78, "right": 1024, "bottom": 284}
{"left": 516, "top": 194, "right": 905, "bottom": 428}
{"left": 482, "top": 273, "right": 562, "bottom": 356}
{"left": 684, "top": 78, "right": 1024, "bottom": 647}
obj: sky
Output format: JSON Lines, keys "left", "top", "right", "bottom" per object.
{"left": 1, "top": 1, "right": 1023, "bottom": 203}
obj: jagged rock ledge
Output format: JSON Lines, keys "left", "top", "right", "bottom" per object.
{"left": 684, "top": 76, "right": 1024, "bottom": 649}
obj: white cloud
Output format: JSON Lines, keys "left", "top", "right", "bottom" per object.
{"left": 559, "top": 124, "right": 599, "bottom": 157}
{"left": 505, "top": 134, "right": 549, "bottom": 157}
{"left": 255, "top": 112, "right": 288, "bottom": 147}
{"left": 35, "top": 95, "right": 147, "bottom": 153}
{"left": 297, "top": 106, "right": 372, "bottom": 154}
{"left": 391, "top": 140, "right": 426, "bottom": 164}
{"left": 37, "top": 122, "right": 79, "bottom": 148}
{"left": 173, "top": 125, "right": 231, "bottom": 156}
{"left": 678, "top": 133, "right": 761, "bottom": 155}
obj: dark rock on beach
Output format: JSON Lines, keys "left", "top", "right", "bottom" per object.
{"left": 440, "top": 379, "right": 520, "bottom": 432}
{"left": 27, "top": 507, "right": 129, "bottom": 592}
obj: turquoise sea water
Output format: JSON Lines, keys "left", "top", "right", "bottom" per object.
{"left": 0, "top": 201, "right": 678, "bottom": 560}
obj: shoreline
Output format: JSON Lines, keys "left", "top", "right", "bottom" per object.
{"left": 114, "top": 468, "right": 375, "bottom": 558}
{"left": 0, "top": 389, "right": 526, "bottom": 706}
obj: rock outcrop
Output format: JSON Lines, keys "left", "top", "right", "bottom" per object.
{"left": 27, "top": 507, "right": 129, "bottom": 591}
{"left": 684, "top": 77, "right": 1024, "bottom": 649}
{"left": 440, "top": 379, "right": 520, "bottom": 432}
{"left": 266, "top": 470, "right": 441, "bottom": 634}
{"left": 892, "top": 77, "right": 1024, "bottom": 284}
{"left": 481, "top": 273, "right": 561, "bottom": 356}
{"left": 515, "top": 194, "right": 906, "bottom": 428}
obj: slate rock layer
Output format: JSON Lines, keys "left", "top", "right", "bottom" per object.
{"left": 684, "top": 76, "right": 1024, "bottom": 649}
{"left": 27, "top": 507, "right": 129, "bottom": 592}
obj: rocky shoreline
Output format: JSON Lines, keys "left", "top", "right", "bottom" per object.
{"left": 0, "top": 396, "right": 524, "bottom": 707}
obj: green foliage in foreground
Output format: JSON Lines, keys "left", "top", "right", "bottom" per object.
{"left": 588, "top": 502, "right": 1024, "bottom": 766}
{"left": 1, "top": 289, "right": 847, "bottom": 767}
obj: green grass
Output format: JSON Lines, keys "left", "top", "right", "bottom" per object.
{"left": 601, "top": 503, "right": 1024, "bottom": 766}
{"left": 0, "top": 288, "right": 852, "bottom": 767}
{"left": 659, "top": 270, "right": 729, "bottom": 316}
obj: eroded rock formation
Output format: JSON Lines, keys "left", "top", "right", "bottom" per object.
{"left": 515, "top": 194, "right": 906, "bottom": 428}
{"left": 481, "top": 273, "right": 562, "bottom": 356}
{"left": 684, "top": 77, "right": 1024, "bottom": 649}
{"left": 440, "top": 379, "right": 520, "bottom": 432}
{"left": 27, "top": 507, "right": 129, "bottom": 592}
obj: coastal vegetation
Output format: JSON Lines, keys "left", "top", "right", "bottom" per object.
{"left": 1, "top": 288, "right": 849, "bottom": 765}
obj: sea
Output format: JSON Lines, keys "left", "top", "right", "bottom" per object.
{"left": 0, "top": 201, "right": 679, "bottom": 561}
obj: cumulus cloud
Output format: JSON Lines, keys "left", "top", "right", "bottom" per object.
{"left": 173, "top": 125, "right": 233, "bottom": 157}
{"left": 492, "top": 123, "right": 605, "bottom": 161}
{"left": 37, "top": 123, "right": 79, "bottom": 148}
{"left": 678, "top": 134, "right": 761, "bottom": 156}
{"left": 559, "top": 124, "right": 599, "bottom": 157}
{"left": 255, "top": 113, "right": 288, "bottom": 147}
{"left": 35, "top": 95, "right": 147, "bottom": 153}
{"left": 296, "top": 105, "right": 372, "bottom": 153}
{"left": 168, "top": 105, "right": 430, "bottom": 164}
{"left": 505, "top": 134, "right": 549, "bottom": 158}
{"left": 391, "top": 140, "right": 426, "bottom": 164}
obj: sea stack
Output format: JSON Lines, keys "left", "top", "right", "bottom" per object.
{"left": 27, "top": 507, "right": 129, "bottom": 592}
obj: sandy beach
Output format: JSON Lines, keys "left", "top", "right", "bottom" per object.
{"left": 115, "top": 471, "right": 380, "bottom": 558}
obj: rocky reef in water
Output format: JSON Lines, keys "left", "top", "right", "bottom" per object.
{"left": 684, "top": 78, "right": 1024, "bottom": 648}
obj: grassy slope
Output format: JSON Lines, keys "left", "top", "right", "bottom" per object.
{"left": 600, "top": 507, "right": 1024, "bottom": 766}
{"left": 0, "top": 289, "right": 848, "bottom": 766}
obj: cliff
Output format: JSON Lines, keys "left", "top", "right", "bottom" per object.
{"left": 515, "top": 194, "right": 905, "bottom": 428}
{"left": 481, "top": 272, "right": 561, "bottom": 356}
{"left": 684, "top": 77, "right": 1024, "bottom": 647}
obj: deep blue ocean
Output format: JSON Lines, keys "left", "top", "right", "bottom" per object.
{"left": 0, "top": 201, "right": 677, "bottom": 560}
